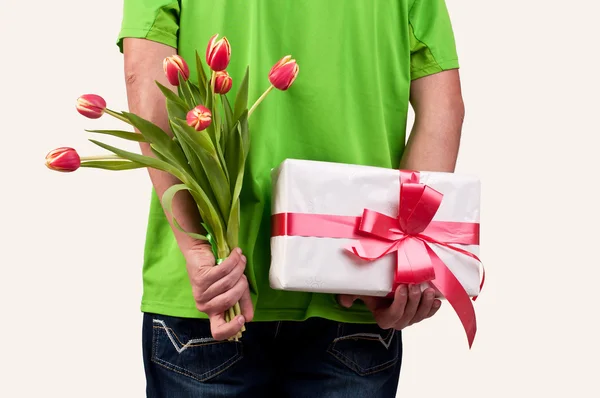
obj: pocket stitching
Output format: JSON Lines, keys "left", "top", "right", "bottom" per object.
{"left": 151, "top": 347, "right": 243, "bottom": 382}
{"left": 327, "top": 328, "right": 398, "bottom": 376}
{"left": 151, "top": 318, "right": 243, "bottom": 382}
{"left": 328, "top": 348, "right": 398, "bottom": 376}
{"left": 152, "top": 325, "right": 223, "bottom": 350}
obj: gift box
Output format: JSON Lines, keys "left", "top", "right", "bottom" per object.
{"left": 269, "top": 159, "right": 483, "bottom": 345}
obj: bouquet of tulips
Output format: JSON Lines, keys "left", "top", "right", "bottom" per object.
{"left": 45, "top": 34, "right": 299, "bottom": 340}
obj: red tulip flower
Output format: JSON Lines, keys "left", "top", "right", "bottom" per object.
{"left": 45, "top": 147, "right": 81, "bottom": 172}
{"left": 163, "top": 55, "right": 190, "bottom": 86}
{"left": 186, "top": 105, "right": 212, "bottom": 131}
{"left": 76, "top": 94, "right": 106, "bottom": 119}
{"left": 206, "top": 34, "right": 231, "bottom": 72}
{"left": 269, "top": 55, "right": 299, "bottom": 91}
{"left": 214, "top": 71, "right": 233, "bottom": 94}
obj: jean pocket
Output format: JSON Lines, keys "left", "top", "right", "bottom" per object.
{"left": 151, "top": 315, "right": 243, "bottom": 382}
{"left": 327, "top": 323, "right": 401, "bottom": 376}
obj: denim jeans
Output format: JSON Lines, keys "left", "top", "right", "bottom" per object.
{"left": 143, "top": 313, "right": 402, "bottom": 397}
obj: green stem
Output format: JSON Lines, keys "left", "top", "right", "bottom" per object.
{"left": 248, "top": 85, "right": 275, "bottom": 118}
{"left": 211, "top": 71, "right": 216, "bottom": 93}
{"left": 80, "top": 154, "right": 123, "bottom": 161}
{"left": 216, "top": 244, "right": 230, "bottom": 265}
{"left": 210, "top": 71, "right": 222, "bottom": 144}
{"left": 104, "top": 108, "right": 132, "bottom": 125}
{"left": 234, "top": 302, "right": 245, "bottom": 332}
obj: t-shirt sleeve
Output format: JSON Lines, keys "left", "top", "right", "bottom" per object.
{"left": 116, "top": 0, "right": 180, "bottom": 53}
{"left": 409, "top": 0, "right": 459, "bottom": 80}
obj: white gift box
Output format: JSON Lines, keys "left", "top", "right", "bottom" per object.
{"left": 269, "top": 159, "right": 482, "bottom": 298}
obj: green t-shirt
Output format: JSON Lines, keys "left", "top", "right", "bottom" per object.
{"left": 117, "top": 0, "right": 459, "bottom": 323}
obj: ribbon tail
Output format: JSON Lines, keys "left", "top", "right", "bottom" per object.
{"left": 346, "top": 239, "right": 400, "bottom": 261}
{"left": 419, "top": 235, "right": 485, "bottom": 301}
{"left": 426, "top": 245, "right": 477, "bottom": 348}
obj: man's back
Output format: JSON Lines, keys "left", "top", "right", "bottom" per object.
{"left": 118, "top": 0, "right": 459, "bottom": 324}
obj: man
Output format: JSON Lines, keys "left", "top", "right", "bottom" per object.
{"left": 117, "top": 0, "right": 465, "bottom": 396}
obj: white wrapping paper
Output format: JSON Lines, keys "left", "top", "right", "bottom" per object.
{"left": 269, "top": 159, "right": 482, "bottom": 297}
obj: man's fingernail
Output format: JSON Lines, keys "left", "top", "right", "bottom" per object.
{"left": 241, "top": 255, "right": 247, "bottom": 263}
{"left": 433, "top": 300, "right": 441, "bottom": 308}
{"left": 399, "top": 286, "right": 408, "bottom": 296}
{"left": 425, "top": 290, "right": 435, "bottom": 299}
{"left": 235, "top": 248, "right": 242, "bottom": 255}
{"left": 411, "top": 284, "right": 420, "bottom": 294}
{"left": 237, "top": 315, "right": 246, "bottom": 325}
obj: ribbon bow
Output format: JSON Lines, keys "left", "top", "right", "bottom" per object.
{"left": 348, "top": 171, "right": 481, "bottom": 347}
{"left": 348, "top": 171, "right": 444, "bottom": 287}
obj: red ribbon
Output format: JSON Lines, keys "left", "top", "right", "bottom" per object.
{"left": 272, "top": 170, "right": 483, "bottom": 347}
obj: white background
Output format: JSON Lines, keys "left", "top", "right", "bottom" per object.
{"left": 1, "top": 0, "right": 599, "bottom": 397}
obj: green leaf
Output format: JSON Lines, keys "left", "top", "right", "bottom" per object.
{"left": 203, "top": 92, "right": 230, "bottom": 184}
{"left": 233, "top": 67, "right": 249, "bottom": 122}
{"left": 121, "top": 112, "right": 171, "bottom": 148}
{"left": 221, "top": 94, "right": 234, "bottom": 150}
{"left": 89, "top": 139, "right": 186, "bottom": 181}
{"left": 185, "top": 79, "right": 202, "bottom": 106}
{"left": 226, "top": 200, "right": 240, "bottom": 250}
{"left": 239, "top": 110, "right": 250, "bottom": 158}
{"left": 179, "top": 73, "right": 195, "bottom": 108}
{"left": 172, "top": 117, "right": 216, "bottom": 155}
{"left": 171, "top": 119, "right": 232, "bottom": 220}
{"left": 156, "top": 81, "right": 188, "bottom": 108}
{"left": 121, "top": 111, "right": 191, "bottom": 174}
{"left": 161, "top": 184, "right": 209, "bottom": 241}
{"left": 224, "top": 121, "right": 242, "bottom": 195}
{"left": 195, "top": 50, "right": 209, "bottom": 101}
{"left": 225, "top": 111, "right": 249, "bottom": 250}
{"left": 150, "top": 145, "right": 172, "bottom": 164}
{"left": 85, "top": 129, "right": 147, "bottom": 142}
{"left": 189, "top": 83, "right": 203, "bottom": 106}
{"left": 233, "top": 111, "right": 250, "bottom": 202}
{"left": 204, "top": 90, "right": 218, "bottom": 146}
{"left": 166, "top": 97, "right": 188, "bottom": 121}
{"left": 168, "top": 119, "right": 220, "bottom": 210}
{"left": 90, "top": 139, "right": 227, "bottom": 249}
{"left": 80, "top": 160, "right": 145, "bottom": 171}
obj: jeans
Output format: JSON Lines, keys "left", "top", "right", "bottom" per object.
{"left": 143, "top": 313, "right": 402, "bottom": 398}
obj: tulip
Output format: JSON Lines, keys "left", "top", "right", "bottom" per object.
{"left": 163, "top": 55, "right": 190, "bottom": 86}
{"left": 214, "top": 71, "right": 233, "bottom": 94}
{"left": 45, "top": 147, "right": 81, "bottom": 172}
{"left": 269, "top": 55, "right": 299, "bottom": 91}
{"left": 76, "top": 94, "right": 106, "bottom": 119}
{"left": 186, "top": 105, "right": 212, "bottom": 131}
{"left": 248, "top": 56, "right": 299, "bottom": 117}
{"left": 206, "top": 34, "right": 231, "bottom": 72}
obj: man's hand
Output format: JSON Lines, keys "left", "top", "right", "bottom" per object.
{"left": 338, "top": 285, "right": 441, "bottom": 330}
{"left": 184, "top": 244, "right": 254, "bottom": 340}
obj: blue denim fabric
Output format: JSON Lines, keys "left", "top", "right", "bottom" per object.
{"left": 143, "top": 313, "right": 402, "bottom": 397}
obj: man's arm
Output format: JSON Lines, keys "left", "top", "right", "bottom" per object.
{"left": 123, "top": 38, "right": 204, "bottom": 255}
{"left": 339, "top": 70, "right": 465, "bottom": 330}
{"left": 122, "top": 38, "right": 253, "bottom": 339}
{"left": 401, "top": 69, "right": 465, "bottom": 171}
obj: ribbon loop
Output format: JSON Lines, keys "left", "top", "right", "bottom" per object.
{"left": 399, "top": 183, "right": 443, "bottom": 235}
